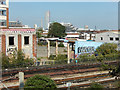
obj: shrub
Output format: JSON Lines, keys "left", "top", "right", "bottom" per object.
{"left": 2, "top": 50, "right": 34, "bottom": 69}
{"left": 49, "top": 55, "right": 56, "bottom": 60}
{"left": 96, "top": 43, "right": 118, "bottom": 55}
{"left": 89, "top": 82, "right": 104, "bottom": 90}
{"left": 55, "top": 54, "right": 67, "bottom": 64}
{"left": 56, "top": 54, "right": 67, "bottom": 60}
{"left": 25, "top": 75, "right": 57, "bottom": 89}
{"left": 2, "top": 53, "right": 10, "bottom": 69}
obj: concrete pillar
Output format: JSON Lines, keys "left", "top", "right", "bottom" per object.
{"left": 67, "top": 43, "right": 70, "bottom": 64}
{"left": 47, "top": 40, "right": 50, "bottom": 58}
{"left": 90, "top": 34, "right": 92, "bottom": 40}
{"left": 19, "top": 72, "right": 24, "bottom": 89}
{"left": 56, "top": 41, "right": 58, "bottom": 57}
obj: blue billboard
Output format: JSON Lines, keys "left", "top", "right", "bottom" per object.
{"left": 75, "top": 41, "right": 104, "bottom": 58}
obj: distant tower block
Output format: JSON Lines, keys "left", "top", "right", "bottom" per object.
{"left": 45, "top": 11, "right": 50, "bottom": 29}
{"left": 85, "top": 25, "right": 88, "bottom": 29}
{"left": 0, "top": 0, "right": 9, "bottom": 29}
{"left": 34, "top": 24, "right": 37, "bottom": 29}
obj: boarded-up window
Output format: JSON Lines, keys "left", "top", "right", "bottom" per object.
{"left": 101, "top": 37, "right": 103, "bottom": 40}
{"left": 110, "top": 37, "right": 113, "bottom": 41}
{"left": 9, "top": 37, "right": 14, "bottom": 45}
{"left": 24, "top": 36, "right": 29, "bottom": 45}
{"left": 115, "top": 37, "right": 119, "bottom": 41}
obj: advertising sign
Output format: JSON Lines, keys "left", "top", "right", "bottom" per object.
{"left": 75, "top": 41, "right": 104, "bottom": 58}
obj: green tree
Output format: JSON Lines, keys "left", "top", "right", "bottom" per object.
{"left": 48, "top": 22, "right": 66, "bottom": 38}
{"left": 37, "top": 28, "right": 43, "bottom": 32}
{"left": 96, "top": 43, "right": 117, "bottom": 55}
{"left": 36, "top": 27, "right": 43, "bottom": 38}
{"left": 25, "top": 75, "right": 57, "bottom": 89}
{"left": 36, "top": 32, "right": 42, "bottom": 38}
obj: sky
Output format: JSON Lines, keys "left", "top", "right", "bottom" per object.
{"left": 9, "top": 0, "right": 119, "bottom": 2}
{"left": 118, "top": 2, "right": 120, "bottom": 30}
{"left": 9, "top": 2, "right": 118, "bottom": 30}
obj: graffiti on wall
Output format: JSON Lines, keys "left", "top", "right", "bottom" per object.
{"left": 7, "top": 47, "right": 17, "bottom": 56}
{"left": 75, "top": 41, "right": 104, "bottom": 58}
{"left": 78, "top": 46, "right": 94, "bottom": 53}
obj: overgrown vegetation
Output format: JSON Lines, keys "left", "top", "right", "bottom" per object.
{"left": 96, "top": 43, "right": 118, "bottom": 55}
{"left": 77, "top": 43, "right": 119, "bottom": 63}
{"left": 25, "top": 75, "right": 56, "bottom": 89}
{"left": 88, "top": 82, "right": 104, "bottom": 90}
{"left": 2, "top": 50, "right": 34, "bottom": 69}
{"left": 49, "top": 54, "right": 67, "bottom": 64}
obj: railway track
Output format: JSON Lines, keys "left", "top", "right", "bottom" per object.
{"left": 57, "top": 77, "right": 116, "bottom": 88}
{"left": 0, "top": 60, "right": 119, "bottom": 89}
{"left": 0, "top": 70, "right": 114, "bottom": 89}
{"left": 2, "top": 60, "right": 118, "bottom": 77}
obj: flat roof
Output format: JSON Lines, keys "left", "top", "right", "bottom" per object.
{"left": 1, "top": 28, "right": 35, "bottom": 32}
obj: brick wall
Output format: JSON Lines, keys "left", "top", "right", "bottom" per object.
{"left": 18, "top": 34, "right": 21, "bottom": 50}
{"left": 2, "top": 35, "right": 6, "bottom": 54}
{"left": 32, "top": 35, "right": 37, "bottom": 57}
{"left": 6, "top": 8, "right": 9, "bottom": 28}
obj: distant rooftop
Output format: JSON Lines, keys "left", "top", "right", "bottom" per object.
{"left": 1, "top": 28, "right": 35, "bottom": 32}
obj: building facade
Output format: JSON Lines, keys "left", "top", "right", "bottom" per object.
{"left": 0, "top": 29, "right": 37, "bottom": 58}
{"left": 60, "top": 22, "right": 78, "bottom": 32}
{"left": 95, "top": 31, "right": 120, "bottom": 43}
{"left": 75, "top": 41, "right": 104, "bottom": 58}
{"left": 0, "top": 0, "right": 9, "bottom": 29}
{"left": 9, "top": 21, "right": 23, "bottom": 27}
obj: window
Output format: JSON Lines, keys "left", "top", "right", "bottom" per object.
{"left": 9, "top": 37, "right": 14, "bottom": 45}
{"left": 101, "top": 37, "right": 103, "bottom": 40}
{"left": 0, "top": 1, "right": 6, "bottom": 5}
{"left": 110, "top": 37, "right": 113, "bottom": 41}
{"left": 2, "top": 10, "right": 6, "bottom": 16}
{"left": 0, "top": 20, "right": 6, "bottom": 26}
{"left": 24, "top": 36, "right": 29, "bottom": 45}
{"left": 115, "top": 37, "right": 119, "bottom": 41}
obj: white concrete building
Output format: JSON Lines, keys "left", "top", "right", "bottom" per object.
{"left": 65, "top": 32, "right": 79, "bottom": 39}
{"left": 60, "top": 22, "right": 78, "bottom": 32}
{"left": 0, "top": 29, "right": 37, "bottom": 58}
{"left": 95, "top": 31, "right": 120, "bottom": 43}
{"left": 0, "top": 0, "right": 9, "bottom": 28}
{"left": 79, "top": 33, "right": 96, "bottom": 40}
